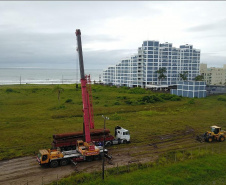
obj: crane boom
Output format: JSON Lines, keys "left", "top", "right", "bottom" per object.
{"left": 75, "top": 29, "right": 91, "bottom": 143}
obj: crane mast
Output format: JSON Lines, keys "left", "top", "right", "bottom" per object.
{"left": 75, "top": 29, "right": 92, "bottom": 143}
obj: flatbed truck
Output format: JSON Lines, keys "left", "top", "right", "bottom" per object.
{"left": 52, "top": 126, "right": 130, "bottom": 150}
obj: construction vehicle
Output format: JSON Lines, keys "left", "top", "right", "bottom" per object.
{"left": 37, "top": 29, "right": 104, "bottom": 167}
{"left": 74, "top": 29, "right": 102, "bottom": 160}
{"left": 197, "top": 125, "right": 226, "bottom": 142}
{"left": 52, "top": 126, "right": 130, "bottom": 150}
{"left": 37, "top": 29, "right": 129, "bottom": 167}
{"left": 37, "top": 146, "right": 107, "bottom": 168}
{"left": 50, "top": 29, "right": 130, "bottom": 151}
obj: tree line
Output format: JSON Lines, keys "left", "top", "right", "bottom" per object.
{"left": 155, "top": 67, "right": 204, "bottom": 85}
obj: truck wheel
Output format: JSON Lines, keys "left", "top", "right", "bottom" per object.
{"left": 219, "top": 136, "right": 225, "bottom": 142}
{"left": 105, "top": 141, "right": 111, "bottom": 147}
{"left": 208, "top": 137, "right": 213, "bottom": 143}
{"left": 60, "top": 159, "right": 68, "bottom": 166}
{"left": 86, "top": 156, "right": 93, "bottom": 162}
{"left": 50, "top": 161, "right": 59, "bottom": 168}
{"left": 123, "top": 140, "right": 127, "bottom": 144}
{"left": 118, "top": 138, "right": 121, "bottom": 144}
{"left": 98, "top": 154, "right": 102, "bottom": 160}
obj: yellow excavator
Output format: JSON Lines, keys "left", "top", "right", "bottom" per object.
{"left": 202, "top": 125, "right": 226, "bottom": 142}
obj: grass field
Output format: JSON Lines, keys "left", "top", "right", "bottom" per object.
{"left": 54, "top": 151, "right": 226, "bottom": 185}
{"left": 0, "top": 84, "right": 226, "bottom": 160}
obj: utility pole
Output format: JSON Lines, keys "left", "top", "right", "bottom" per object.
{"left": 102, "top": 115, "right": 109, "bottom": 180}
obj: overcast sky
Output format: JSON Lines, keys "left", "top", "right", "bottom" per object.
{"left": 0, "top": 1, "right": 226, "bottom": 70}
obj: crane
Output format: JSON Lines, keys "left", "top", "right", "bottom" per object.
{"left": 36, "top": 29, "right": 129, "bottom": 168}
{"left": 75, "top": 29, "right": 99, "bottom": 159}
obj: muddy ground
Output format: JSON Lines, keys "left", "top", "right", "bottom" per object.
{"left": 0, "top": 132, "right": 205, "bottom": 185}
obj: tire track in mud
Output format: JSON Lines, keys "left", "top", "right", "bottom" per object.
{"left": 0, "top": 133, "right": 207, "bottom": 185}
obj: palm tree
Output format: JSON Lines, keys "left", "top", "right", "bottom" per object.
{"left": 194, "top": 75, "right": 204, "bottom": 81}
{"left": 155, "top": 67, "right": 167, "bottom": 85}
{"left": 179, "top": 71, "right": 188, "bottom": 81}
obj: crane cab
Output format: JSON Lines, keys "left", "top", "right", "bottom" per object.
{"left": 76, "top": 140, "right": 100, "bottom": 156}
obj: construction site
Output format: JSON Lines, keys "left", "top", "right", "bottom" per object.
{"left": 0, "top": 29, "right": 226, "bottom": 184}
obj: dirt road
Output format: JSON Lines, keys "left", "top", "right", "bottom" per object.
{"left": 0, "top": 133, "right": 202, "bottom": 185}
{"left": 0, "top": 152, "right": 145, "bottom": 185}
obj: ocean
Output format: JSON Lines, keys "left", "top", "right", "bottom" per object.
{"left": 0, "top": 68, "right": 103, "bottom": 85}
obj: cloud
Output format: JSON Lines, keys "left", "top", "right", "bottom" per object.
{"left": 0, "top": 1, "right": 226, "bottom": 71}
{"left": 186, "top": 19, "right": 226, "bottom": 32}
{"left": 201, "top": 53, "right": 226, "bottom": 67}
{"left": 83, "top": 49, "right": 137, "bottom": 69}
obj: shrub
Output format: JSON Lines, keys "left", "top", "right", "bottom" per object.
{"left": 125, "top": 100, "right": 133, "bottom": 105}
{"left": 170, "top": 95, "right": 181, "bottom": 101}
{"left": 116, "top": 96, "right": 128, "bottom": 100}
{"left": 118, "top": 86, "right": 129, "bottom": 93}
{"left": 187, "top": 99, "right": 195, "bottom": 104}
{"left": 114, "top": 101, "right": 121, "bottom": 105}
{"left": 218, "top": 97, "right": 226, "bottom": 101}
{"left": 93, "top": 96, "right": 99, "bottom": 100}
{"left": 65, "top": 99, "right": 73, "bottom": 103}
{"left": 159, "top": 93, "right": 173, "bottom": 100}
{"left": 140, "top": 95, "right": 164, "bottom": 103}
{"left": 5, "top": 88, "right": 14, "bottom": 93}
{"left": 51, "top": 104, "right": 66, "bottom": 110}
{"left": 111, "top": 112, "right": 122, "bottom": 120}
{"left": 129, "top": 87, "right": 147, "bottom": 94}
{"left": 158, "top": 93, "right": 181, "bottom": 101}
{"left": 31, "top": 88, "right": 39, "bottom": 93}
{"left": 59, "top": 105, "right": 66, "bottom": 109}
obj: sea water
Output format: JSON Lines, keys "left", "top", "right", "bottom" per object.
{"left": 0, "top": 68, "right": 103, "bottom": 85}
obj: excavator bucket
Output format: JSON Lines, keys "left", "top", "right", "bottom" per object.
{"left": 196, "top": 135, "right": 205, "bottom": 143}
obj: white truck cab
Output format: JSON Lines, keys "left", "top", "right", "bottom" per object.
{"left": 115, "top": 126, "right": 130, "bottom": 143}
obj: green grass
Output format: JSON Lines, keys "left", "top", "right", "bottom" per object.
{"left": 53, "top": 150, "right": 226, "bottom": 185}
{"left": 0, "top": 84, "right": 226, "bottom": 160}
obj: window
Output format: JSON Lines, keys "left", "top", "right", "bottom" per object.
{"left": 154, "top": 42, "right": 159, "bottom": 46}
{"left": 148, "top": 41, "right": 154, "bottom": 46}
{"left": 148, "top": 51, "right": 153, "bottom": 54}
{"left": 42, "top": 155, "right": 48, "bottom": 161}
{"left": 148, "top": 47, "right": 153, "bottom": 50}
{"left": 123, "top": 131, "right": 129, "bottom": 135}
{"left": 148, "top": 59, "right": 153, "bottom": 62}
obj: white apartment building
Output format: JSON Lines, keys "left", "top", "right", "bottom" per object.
{"left": 200, "top": 64, "right": 226, "bottom": 85}
{"left": 103, "top": 41, "right": 200, "bottom": 88}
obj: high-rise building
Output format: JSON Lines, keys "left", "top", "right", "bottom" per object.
{"left": 200, "top": 64, "right": 226, "bottom": 85}
{"left": 103, "top": 41, "right": 201, "bottom": 88}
